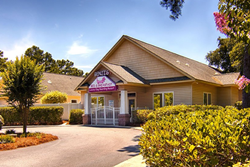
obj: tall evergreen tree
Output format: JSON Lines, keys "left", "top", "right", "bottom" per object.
{"left": 24, "top": 46, "right": 84, "bottom": 76}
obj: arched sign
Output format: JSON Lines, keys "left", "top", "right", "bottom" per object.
{"left": 89, "top": 76, "right": 117, "bottom": 92}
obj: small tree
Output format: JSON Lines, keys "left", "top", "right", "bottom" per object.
{"left": 1, "top": 56, "right": 44, "bottom": 136}
{"left": 41, "top": 91, "right": 67, "bottom": 104}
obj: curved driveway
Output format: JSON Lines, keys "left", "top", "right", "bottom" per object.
{"left": 0, "top": 125, "right": 141, "bottom": 167}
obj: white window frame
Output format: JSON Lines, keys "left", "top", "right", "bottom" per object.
{"left": 153, "top": 91, "right": 174, "bottom": 109}
{"left": 203, "top": 92, "right": 212, "bottom": 105}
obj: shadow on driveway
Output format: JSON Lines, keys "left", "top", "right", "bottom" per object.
{"left": 117, "top": 145, "right": 140, "bottom": 156}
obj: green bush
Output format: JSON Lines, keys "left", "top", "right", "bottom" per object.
{"left": 0, "top": 106, "right": 63, "bottom": 125}
{"left": 0, "top": 107, "right": 21, "bottom": 125}
{"left": 29, "top": 106, "right": 63, "bottom": 124}
{"left": 20, "top": 132, "right": 43, "bottom": 138}
{"left": 135, "top": 109, "right": 153, "bottom": 123}
{"left": 41, "top": 91, "right": 67, "bottom": 104}
{"left": 69, "top": 109, "right": 84, "bottom": 124}
{"left": 139, "top": 105, "right": 250, "bottom": 166}
{"left": 0, "top": 115, "right": 4, "bottom": 125}
{"left": 0, "top": 135, "right": 15, "bottom": 144}
{"left": 147, "top": 105, "right": 223, "bottom": 121}
{"left": 235, "top": 101, "right": 243, "bottom": 110}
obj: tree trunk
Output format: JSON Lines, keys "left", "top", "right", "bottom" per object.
{"left": 242, "top": 45, "right": 250, "bottom": 108}
{"left": 23, "top": 107, "right": 29, "bottom": 137}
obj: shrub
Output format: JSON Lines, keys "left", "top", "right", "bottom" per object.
{"left": 147, "top": 105, "right": 223, "bottom": 121}
{"left": 20, "top": 132, "right": 43, "bottom": 138}
{"left": 69, "top": 109, "right": 84, "bottom": 124}
{"left": 29, "top": 106, "right": 63, "bottom": 124}
{"left": 135, "top": 109, "right": 153, "bottom": 123}
{"left": 0, "top": 135, "right": 15, "bottom": 144}
{"left": 0, "top": 107, "right": 21, "bottom": 125}
{"left": 5, "top": 129, "right": 16, "bottom": 134}
{"left": 41, "top": 91, "right": 67, "bottom": 104}
{"left": 139, "top": 105, "right": 250, "bottom": 166}
{"left": 235, "top": 101, "right": 243, "bottom": 110}
{"left": 0, "top": 106, "right": 63, "bottom": 125}
{"left": 0, "top": 115, "right": 4, "bottom": 125}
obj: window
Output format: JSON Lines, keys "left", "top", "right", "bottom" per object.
{"left": 71, "top": 100, "right": 77, "bottom": 103}
{"left": 154, "top": 92, "right": 173, "bottom": 109}
{"left": 91, "top": 96, "right": 104, "bottom": 108}
{"left": 204, "top": 93, "right": 211, "bottom": 105}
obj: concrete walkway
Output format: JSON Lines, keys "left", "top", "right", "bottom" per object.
{"left": 114, "top": 155, "right": 146, "bottom": 167}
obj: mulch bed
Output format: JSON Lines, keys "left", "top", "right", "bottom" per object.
{"left": 0, "top": 134, "right": 58, "bottom": 151}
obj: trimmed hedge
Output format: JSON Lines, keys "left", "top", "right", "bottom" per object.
{"left": 139, "top": 105, "right": 250, "bottom": 166}
{"left": 69, "top": 109, "right": 84, "bottom": 124}
{"left": 133, "top": 109, "right": 153, "bottom": 124}
{"left": 0, "top": 106, "right": 63, "bottom": 125}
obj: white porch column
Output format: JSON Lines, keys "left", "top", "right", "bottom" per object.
{"left": 82, "top": 92, "right": 91, "bottom": 125}
{"left": 84, "top": 93, "right": 91, "bottom": 114}
{"left": 118, "top": 90, "right": 130, "bottom": 126}
{"left": 120, "top": 90, "right": 128, "bottom": 114}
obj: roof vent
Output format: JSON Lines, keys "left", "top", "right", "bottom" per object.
{"left": 48, "top": 80, "right": 52, "bottom": 84}
{"left": 215, "top": 72, "right": 219, "bottom": 75}
{"left": 185, "top": 63, "right": 190, "bottom": 67}
{"left": 176, "top": 60, "right": 180, "bottom": 64}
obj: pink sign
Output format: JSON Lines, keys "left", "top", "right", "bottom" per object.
{"left": 89, "top": 76, "right": 117, "bottom": 92}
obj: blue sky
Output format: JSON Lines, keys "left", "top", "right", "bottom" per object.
{"left": 0, "top": 0, "right": 224, "bottom": 73}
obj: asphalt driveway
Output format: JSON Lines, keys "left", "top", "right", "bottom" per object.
{"left": 0, "top": 125, "right": 142, "bottom": 167}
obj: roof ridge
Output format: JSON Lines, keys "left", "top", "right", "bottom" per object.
{"left": 43, "top": 72, "right": 84, "bottom": 78}
{"left": 124, "top": 35, "right": 213, "bottom": 67}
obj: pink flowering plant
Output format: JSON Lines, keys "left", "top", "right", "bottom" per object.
{"left": 235, "top": 75, "right": 250, "bottom": 93}
{"left": 213, "top": 12, "right": 230, "bottom": 35}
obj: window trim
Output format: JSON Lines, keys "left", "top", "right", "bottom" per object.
{"left": 203, "top": 92, "right": 212, "bottom": 105}
{"left": 153, "top": 91, "right": 174, "bottom": 109}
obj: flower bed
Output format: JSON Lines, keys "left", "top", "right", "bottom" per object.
{"left": 0, "top": 133, "right": 58, "bottom": 151}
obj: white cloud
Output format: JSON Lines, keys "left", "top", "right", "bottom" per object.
{"left": 4, "top": 34, "right": 34, "bottom": 60}
{"left": 67, "top": 41, "right": 97, "bottom": 56}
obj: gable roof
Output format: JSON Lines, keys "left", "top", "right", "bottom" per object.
{"left": 75, "top": 35, "right": 239, "bottom": 90}
{"left": 102, "top": 62, "right": 145, "bottom": 85}
{"left": 122, "top": 36, "right": 223, "bottom": 84}
{"left": 212, "top": 72, "right": 239, "bottom": 85}
{"left": 42, "top": 73, "right": 83, "bottom": 96}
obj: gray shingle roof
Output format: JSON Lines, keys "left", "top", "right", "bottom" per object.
{"left": 42, "top": 73, "right": 83, "bottom": 96}
{"left": 102, "top": 62, "right": 144, "bottom": 84}
{"left": 212, "top": 72, "right": 240, "bottom": 85}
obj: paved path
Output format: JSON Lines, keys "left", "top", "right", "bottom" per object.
{"left": 0, "top": 125, "right": 141, "bottom": 167}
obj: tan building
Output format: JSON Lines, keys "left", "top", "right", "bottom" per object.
{"left": 75, "top": 35, "right": 241, "bottom": 126}
{"left": 0, "top": 72, "right": 83, "bottom": 105}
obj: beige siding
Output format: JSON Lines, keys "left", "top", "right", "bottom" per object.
{"left": 231, "top": 87, "right": 240, "bottom": 105}
{"left": 217, "top": 87, "right": 231, "bottom": 106}
{"left": 125, "top": 83, "right": 193, "bottom": 109}
{"left": 106, "top": 41, "right": 184, "bottom": 80}
{"left": 67, "top": 95, "right": 81, "bottom": 104}
{"left": 238, "top": 90, "right": 242, "bottom": 101}
{"left": 192, "top": 82, "right": 217, "bottom": 105}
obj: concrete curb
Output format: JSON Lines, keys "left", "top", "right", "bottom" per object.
{"left": 114, "top": 155, "right": 146, "bottom": 167}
